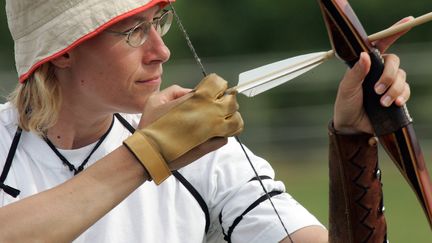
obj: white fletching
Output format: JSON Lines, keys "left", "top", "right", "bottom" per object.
{"left": 227, "top": 12, "right": 432, "bottom": 97}
{"left": 234, "top": 50, "right": 334, "bottom": 97}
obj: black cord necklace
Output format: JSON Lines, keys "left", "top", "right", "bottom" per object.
{"left": 44, "top": 116, "right": 115, "bottom": 175}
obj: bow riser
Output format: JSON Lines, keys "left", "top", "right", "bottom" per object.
{"left": 319, "top": 0, "right": 432, "bottom": 230}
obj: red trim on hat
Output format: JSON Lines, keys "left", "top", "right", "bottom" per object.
{"left": 19, "top": 0, "right": 175, "bottom": 83}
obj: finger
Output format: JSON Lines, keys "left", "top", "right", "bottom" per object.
{"left": 373, "top": 17, "right": 414, "bottom": 53}
{"left": 340, "top": 52, "right": 371, "bottom": 91}
{"left": 195, "top": 73, "right": 228, "bottom": 98}
{"left": 152, "top": 91, "right": 193, "bottom": 111}
{"left": 224, "top": 112, "right": 244, "bottom": 137}
{"left": 139, "top": 92, "right": 194, "bottom": 127}
{"left": 380, "top": 69, "right": 407, "bottom": 107}
{"left": 159, "top": 85, "right": 193, "bottom": 101}
{"left": 374, "top": 54, "right": 400, "bottom": 95}
{"left": 218, "top": 94, "right": 239, "bottom": 117}
{"left": 395, "top": 81, "right": 411, "bottom": 106}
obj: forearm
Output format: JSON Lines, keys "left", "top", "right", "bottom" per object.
{"left": 280, "top": 226, "right": 328, "bottom": 243}
{"left": 0, "top": 145, "right": 148, "bottom": 242}
{"left": 328, "top": 123, "right": 387, "bottom": 243}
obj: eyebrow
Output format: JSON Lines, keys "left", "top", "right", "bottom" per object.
{"left": 112, "top": 8, "right": 163, "bottom": 31}
{"left": 130, "top": 16, "right": 146, "bottom": 22}
{"left": 131, "top": 9, "right": 164, "bottom": 22}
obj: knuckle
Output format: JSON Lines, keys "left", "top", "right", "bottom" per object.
{"left": 380, "top": 75, "right": 393, "bottom": 85}
{"left": 232, "top": 113, "right": 244, "bottom": 133}
{"left": 398, "top": 69, "right": 406, "bottom": 80}
{"left": 388, "top": 83, "right": 402, "bottom": 96}
{"left": 405, "top": 82, "right": 411, "bottom": 96}
{"left": 224, "top": 112, "right": 243, "bottom": 134}
{"left": 406, "top": 82, "right": 411, "bottom": 92}
{"left": 384, "top": 53, "right": 399, "bottom": 64}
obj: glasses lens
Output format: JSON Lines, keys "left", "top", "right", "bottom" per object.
{"left": 127, "top": 24, "right": 150, "bottom": 47}
{"left": 157, "top": 11, "right": 173, "bottom": 37}
{"left": 126, "top": 10, "right": 173, "bottom": 47}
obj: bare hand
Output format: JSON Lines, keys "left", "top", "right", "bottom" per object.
{"left": 138, "top": 85, "right": 192, "bottom": 128}
{"left": 333, "top": 17, "right": 413, "bottom": 134}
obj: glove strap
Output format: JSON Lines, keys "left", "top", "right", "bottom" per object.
{"left": 124, "top": 131, "right": 171, "bottom": 185}
{"left": 328, "top": 121, "right": 387, "bottom": 243}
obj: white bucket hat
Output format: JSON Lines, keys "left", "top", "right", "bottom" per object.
{"left": 6, "top": 0, "right": 174, "bottom": 83}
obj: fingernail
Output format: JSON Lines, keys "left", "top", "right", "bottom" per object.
{"left": 375, "top": 83, "right": 386, "bottom": 94}
{"left": 352, "top": 53, "right": 363, "bottom": 71}
{"left": 357, "top": 53, "right": 365, "bottom": 69}
{"left": 381, "top": 95, "right": 392, "bottom": 107}
{"left": 397, "top": 96, "right": 405, "bottom": 105}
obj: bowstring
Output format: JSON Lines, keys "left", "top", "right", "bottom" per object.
{"left": 169, "top": 3, "right": 293, "bottom": 242}
{"left": 169, "top": 3, "right": 207, "bottom": 77}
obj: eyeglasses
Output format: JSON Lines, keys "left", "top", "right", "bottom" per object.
{"left": 106, "top": 9, "right": 173, "bottom": 48}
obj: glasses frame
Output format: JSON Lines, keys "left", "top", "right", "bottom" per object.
{"left": 106, "top": 9, "right": 173, "bottom": 48}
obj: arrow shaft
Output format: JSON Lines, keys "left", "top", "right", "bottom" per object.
{"left": 369, "top": 12, "right": 432, "bottom": 42}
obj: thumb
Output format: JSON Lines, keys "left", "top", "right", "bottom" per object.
{"left": 340, "top": 52, "right": 371, "bottom": 90}
{"left": 158, "top": 85, "right": 193, "bottom": 102}
{"left": 139, "top": 87, "right": 193, "bottom": 128}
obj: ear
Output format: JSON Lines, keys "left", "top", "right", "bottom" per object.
{"left": 50, "top": 52, "right": 71, "bottom": 68}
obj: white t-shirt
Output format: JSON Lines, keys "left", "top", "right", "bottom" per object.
{"left": 0, "top": 102, "right": 323, "bottom": 243}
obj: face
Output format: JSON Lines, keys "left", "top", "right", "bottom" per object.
{"left": 55, "top": 6, "right": 171, "bottom": 114}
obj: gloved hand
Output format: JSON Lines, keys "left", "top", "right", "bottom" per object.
{"left": 124, "top": 73, "right": 243, "bottom": 184}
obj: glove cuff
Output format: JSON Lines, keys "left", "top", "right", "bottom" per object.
{"left": 123, "top": 131, "right": 172, "bottom": 185}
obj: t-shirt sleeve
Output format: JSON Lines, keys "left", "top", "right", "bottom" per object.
{"left": 0, "top": 103, "right": 21, "bottom": 205}
{"left": 182, "top": 137, "right": 324, "bottom": 243}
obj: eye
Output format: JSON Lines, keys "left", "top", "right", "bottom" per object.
{"left": 157, "top": 11, "right": 173, "bottom": 37}
{"left": 128, "top": 25, "right": 147, "bottom": 46}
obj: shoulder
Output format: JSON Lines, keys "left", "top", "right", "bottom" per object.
{"left": 195, "top": 137, "right": 275, "bottom": 181}
{"left": 0, "top": 102, "right": 19, "bottom": 169}
{"left": 0, "top": 102, "right": 19, "bottom": 130}
{"left": 178, "top": 137, "right": 277, "bottom": 198}
{"left": 184, "top": 139, "right": 324, "bottom": 242}
{"left": 0, "top": 103, "right": 19, "bottom": 145}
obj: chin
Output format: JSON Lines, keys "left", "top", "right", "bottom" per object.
{"left": 114, "top": 94, "right": 151, "bottom": 114}
{"left": 111, "top": 102, "right": 144, "bottom": 114}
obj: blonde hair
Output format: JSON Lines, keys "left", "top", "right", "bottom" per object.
{"left": 8, "top": 63, "right": 61, "bottom": 135}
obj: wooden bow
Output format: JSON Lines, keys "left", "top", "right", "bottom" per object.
{"left": 169, "top": 1, "right": 432, "bottom": 241}
{"left": 319, "top": 0, "right": 432, "bottom": 230}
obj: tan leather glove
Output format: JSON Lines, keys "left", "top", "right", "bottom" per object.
{"left": 124, "top": 73, "right": 243, "bottom": 184}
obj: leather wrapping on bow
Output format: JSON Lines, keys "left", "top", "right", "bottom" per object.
{"left": 318, "top": 0, "right": 432, "bottom": 230}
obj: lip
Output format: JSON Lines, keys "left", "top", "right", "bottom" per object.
{"left": 135, "top": 76, "right": 161, "bottom": 85}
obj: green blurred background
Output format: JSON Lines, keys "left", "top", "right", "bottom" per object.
{"left": 1, "top": 0, "right": 431, "bottom": 241}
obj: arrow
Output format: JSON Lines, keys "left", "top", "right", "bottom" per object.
{"left": 231, "top": 11, "right": 432, "bottom": 97}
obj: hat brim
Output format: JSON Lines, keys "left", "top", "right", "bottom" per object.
{"left": 12, "top": 0, "right": 174, "bottom": 83}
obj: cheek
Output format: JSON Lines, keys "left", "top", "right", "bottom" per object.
{"left": 77, "top": 58, "right": 137, "bottom": 90}
{"left": 73, "top": 41, "right": 138, "bottom": 80}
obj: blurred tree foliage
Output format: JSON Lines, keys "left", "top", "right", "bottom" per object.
{"left": 165, "top": 0, "right": 432, "bottom": 59}
{"left": 0, "top": 0, "right": 431, "bottom": 71}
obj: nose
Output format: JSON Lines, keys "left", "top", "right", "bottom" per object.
{"left": 141, "top": 27, "right": 171, "bottom": 65}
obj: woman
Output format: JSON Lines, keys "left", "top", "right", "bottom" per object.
{"left": 0, "top": 0, "right": 409, "bottom": 242}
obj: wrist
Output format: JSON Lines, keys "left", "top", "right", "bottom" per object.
{"left": 123, "top": 131, "right": 172, "bottom": 185}
{"left": 331, "top": 120, "right": 373, "bottom": 135}
{"left": 121, "top": 145, "right": 151, "bottom": 180}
